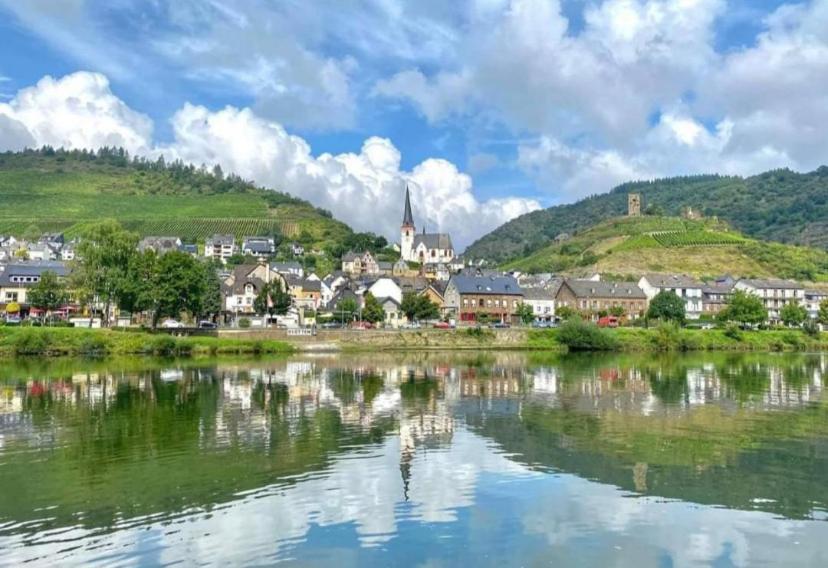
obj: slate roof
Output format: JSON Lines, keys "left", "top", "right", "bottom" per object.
{"left": 272, "top": 261, "right": 302, "bottom": 272}
{"left": 521, "top": 287, "right": 556, "bottom": 301}
{"left": 242, "top": 237, "right": 275, "bottom": 254}
{"left": 413, "top": 233, "right": 453, "bottom": 250}
{"left": 563, "top": 279, "right": 646, "bottom": 299}
{"left": 0, "top": 261, "right": 70, "bottom": 287}
{"left": 402, "top": 185, "right": 414, "bottom": 226}
{"left": 642, "top": 273, "right": 704, "bottom": 288}
{"left": 450, "top": 274, "right": 522, "bottom": 296}
{"left": 206, "top": 234, "right": 235, "bottom": 246}
{"left": 138, "top": 236, "right": 182, "bottom": 254}
{"left": 738, "top": 278, "right": 804, "bottom": 290}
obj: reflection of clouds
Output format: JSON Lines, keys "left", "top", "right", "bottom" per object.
{"left": 521, "top": 474, "right": 826, "bottom": 568}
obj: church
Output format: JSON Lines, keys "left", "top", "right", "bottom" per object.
{"left": 400, "top": 186, "right": 455, "bottom": 265}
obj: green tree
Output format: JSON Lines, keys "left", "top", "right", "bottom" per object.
{"left": 780, "top": 302, "right": 808, "bottom": 327}
{"left": 253, "top": 280, "right": 292, "bottom": 318}
{"left": 647, "top": 291, "right": 686, "bottom": 325}
{"left": 400, "top": 292, "right": 439, "bottom": 322}
{"left": 362, "top": 293, "right": 386, "bottom": 324}
{"left": 609, "top": 305, "right": 626, "bottom": 318}
{"left": 28, "top": 271, "right": 69, "bottom": 324}
{"left": 71, "top": 220, "right": 139, "bottom": 325}
{"left": 818, "top": 299, "right": 828, "bottom": 325}
{"left": 718, "top": 290, "right": 766, "bottom": 327}
{"left": 516, "top": 302, "right": 534, "bottom": 325}
{"left": 335, "top": 298, "right": 358, "bottom": 323}
{"left": 556, "top": 305, "right": 576, "bottom": 320}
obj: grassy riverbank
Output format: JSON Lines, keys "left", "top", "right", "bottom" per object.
{"left": 0, "top": 327, "right": 294, "bottom": 358}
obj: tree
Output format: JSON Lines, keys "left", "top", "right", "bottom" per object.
{"left": 254, "top": 280, "right": 292, "bottom": 318}
{"left": 647, "top": 291, "right": 686, "bottom": 324}
{"left": 555, "top": 305, "right": 576, "bottom": 320}
{"left": 28, "top": 271, "right": 69, "bottom": 324}
{"left": 516, "top": 302, "right": 534, "bottom": 325}
{"left": 362, "top": 293, "right": 386, "bottom": 324}
{"left": 71, "top": 220, "right": 139, "bottom": 325}
{"left": 609, "top": 305, "right": 626, "bottom": 318}
{"left": 780, "top": 302, "right": 808, "bottom": 327}
{"left": 718, "top": 290, "right": 766, "bottom": 327}
{"left": 335, "top": 298, "right": 358, "bottom": 323}
{"left": 819, "top": 299, "right": 828, "bottom": 325}
{"left": 400, "top": 292, "right": 439, "bottom": 322}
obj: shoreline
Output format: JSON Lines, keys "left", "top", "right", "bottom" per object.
{"left": 1, "top": 326, "right": 827, "bottom": 358}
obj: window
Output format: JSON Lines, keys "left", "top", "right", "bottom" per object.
{"left": 479, "top": 299, "right": 484, "bottom": 307}
{"left": 5, "top": 292, "right": 17, "bottom": 302}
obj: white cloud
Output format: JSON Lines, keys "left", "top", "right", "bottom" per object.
{"left": 0, "top": 72, "right": 152, "bottom": 153}
{"left": 376, "top": 0, "right": 828, "bottom": 199}
{"left": 0, "top": 71, "right": 538, "bottom": 248}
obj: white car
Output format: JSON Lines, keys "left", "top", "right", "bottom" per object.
{"left": 161, "top": 319, "right": 185, "bottom": 329}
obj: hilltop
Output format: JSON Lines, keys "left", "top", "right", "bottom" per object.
{"left": 0, "top": 148, "right": 352, "bottom": 248}
{"left": 466, "top": 167, "right": 828, "bottom": 263}
{"left": 502, "top": 215, "right": 828, "bottom": 282}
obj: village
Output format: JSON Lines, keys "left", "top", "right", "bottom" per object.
{"left": 0, "top": 188, "right": 826, "bottom": 332}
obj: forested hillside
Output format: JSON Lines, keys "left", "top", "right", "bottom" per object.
{"left": 465, "top": 167, "right": 828, "bottom": 263}
{"left": 0, "top": 147, "right": 352, "bottom": 247}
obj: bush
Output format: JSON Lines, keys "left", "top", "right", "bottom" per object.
{"left": 150, "top": 335, "right": 177, "bottom": 355}
{"left": 651, "top": 322, "right": 680, "bottom": 351}
{"left": 803, "top": 319, "right": 820, "bottom": 338}
{"left": 465, "top": 327, "right": 494, "bottom": 340}
{"left": 79, "top": 334, "right": 110, "bottom": 355}
{"left": 238, "top": 317, "right": 251, "bottom": 329}
{"left": 557, "top": 318, "right": 619, "bottom": 351}
{"left": 13, "top": 329, "right": 52, "bottom": 355}
{"left": 723, "top": 323, "right": 742, "bottom": 341}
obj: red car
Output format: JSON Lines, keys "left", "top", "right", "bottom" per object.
{"left": 351, "top": 321, "right": 374, "bottom": 330}
{"left": 433, "top": 321, "right": 453, "bottom": 329}
{"left": 597, "top": 316, "right": 619, "bottom": 328}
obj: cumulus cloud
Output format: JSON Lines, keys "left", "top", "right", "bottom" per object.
{"left": 0, "top": 71, "right": 538, "bottom": 248}
{"left": 376, "top": 0, "right": 828, "bottom": 198}
{"left": 0, "top": 72, "right": 152, "bottom": 153}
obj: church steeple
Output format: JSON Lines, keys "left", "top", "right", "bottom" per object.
{"left": 402, "top": 185, "right": 414, "bottom": 227}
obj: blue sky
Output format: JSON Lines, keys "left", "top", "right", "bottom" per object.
{"left": 1, "top": 0, "right": 826, "bottom": 248}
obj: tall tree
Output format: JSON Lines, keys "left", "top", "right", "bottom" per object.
{"left": 819, "top": 299, "right": 828, "bottom": 325}
{"left": 516, "top": 302, "right": 534, "bottom": 325}
{"left": 780, "top": 302, "right": 808, "bottom": 327}
{"left": 71, "top": 220, "right": 139, "bottom": 325}
{"left": 718, "top": 290, "right": 766, "bottom": 327}
{"left": 646, "top": 291, "right": 686, "bottom": 324}
{"left": 253, "top": 280, "right": 291, "bottom": 318}
{"left": 28, "top": 271, "right": 69, "bottom": 325}
{"left": 400, "top": 292, "right": 439, "bottom": 322}
{"left": 362, "top": 293, "right": 386, "bottom": 324}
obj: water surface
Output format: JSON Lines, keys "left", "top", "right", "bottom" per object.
{"left": 1, "top": 352, "right": 828, "bottom": 566}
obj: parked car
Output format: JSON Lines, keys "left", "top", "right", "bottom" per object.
{"left": 351, "top": 321, "right": 374, "bottom": 330}
{"left": 489, "top": 322, "right": 511, "bottom": 329}
{"left": 161, "top": 319, "right": 185, "bottom": 329}
{"left": 198, "top": 321, "right": 217, "bottom": 329}
{"left": 403, "top": 322, "right": 422, "bottom": 329}
{"left": 321, "top": 321, "right": 344, "bottom": 329}
{"left": 597, "top": 316, "right": 619, "bottom": 328}
{"left": 432, "top": 321, "right": 454, "bottom": 329}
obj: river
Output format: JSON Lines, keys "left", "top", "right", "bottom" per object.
{"left": 1, "top": 352, "right": 828, "bottom": 566}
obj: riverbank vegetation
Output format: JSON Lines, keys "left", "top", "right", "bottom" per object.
{"left": 0, "top": 327, "right": 294, "bottom": 357}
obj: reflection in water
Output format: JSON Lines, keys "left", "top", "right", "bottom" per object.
{"left": 1, "top": 352, "right": 828, "bottom": 566}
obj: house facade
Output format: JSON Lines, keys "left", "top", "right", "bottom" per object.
{"left": 221, "top": 264, "right": 287, "bottom": 315}
{"left": 804, "top": 289, "right": 827, "bottom": 321}
{"left": 242, "top": 236, "right": 276, "bottom": 258}
{"left": 138, "top": 236, "right": 183, "bottom": 255}
{"left": 341, "top": 251, "right": 379, "bottom": 276}
{"left": 521, "top": 286, "right": 559, "bottom": 323}
{"left": 444, "top": 274, "right": 523, "bottom": 324}
{"left": 555, "top": 279, "right": 647, "bottom": 319}
{"left": 0, "top": 261, "right": 71, "bottom": 308}
{"left": 205, "top": 234, "right": 237, "bottom": 263}
{"left": 638, "top": 274, "right": 704, "bottom": 319}
{"left": 734, "top": 279, "right": 805, "bottom": 322}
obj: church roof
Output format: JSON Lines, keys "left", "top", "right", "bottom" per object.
{"left": 413, "top": 233, "right": 453, "bottom": 250}
{"left": 402, "top": 185, "right": 414, "bottom": 226}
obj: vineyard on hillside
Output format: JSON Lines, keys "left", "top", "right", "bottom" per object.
{"left": 652, "top": 230, "right": 744, "bottom": 247}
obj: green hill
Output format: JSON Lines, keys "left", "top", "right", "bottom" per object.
{"left": 0, "top": 148, "right": 352, "bottom": 247}
{"left": 466, "top": 167, "right": 828, "bottom": 263}
{"left": 503, "top": 215, "right": 828, "bottom": 282}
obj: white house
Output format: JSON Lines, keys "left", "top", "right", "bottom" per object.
{"left": 205, "top": 234, "right": 237, "bottom": 263}
{"left": 805, "top": 289, "right": 828, "bottom": 321}
{"left": 734, "top": 278, "right": 805, "bottom": 323}
{"left": 521, "top": 287, "right": 557, "bottom": 323}
{"left": 638, "top": 274, "right": 704, "bottom": 319}
{"left": 368, "top": 277, "right": 403, "bottom": 305}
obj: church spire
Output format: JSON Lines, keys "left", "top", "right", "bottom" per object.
{"left": 402, "top": 185, "right": 414, "bottom": 227}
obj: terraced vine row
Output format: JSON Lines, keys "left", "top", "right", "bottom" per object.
{"left": 652, "top": 230, "right": 744, "bottom": 247}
